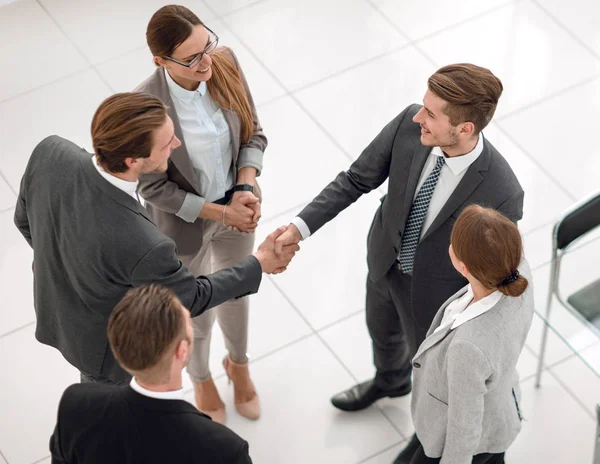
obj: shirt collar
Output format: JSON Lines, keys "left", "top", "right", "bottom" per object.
{"left": 431, "top": 132, "right": 485, "bottom": 176}
{"left": 91, "top": 155, "right": 139, "bottom": 200}
{"left": 450, "top": 283, "right": 503, "bottom": 329}
{"left": 164, "top": 68, "right": 206, "bottom": 104}
{"left": 130, "top": 377, "right": 184, "bottom": 401}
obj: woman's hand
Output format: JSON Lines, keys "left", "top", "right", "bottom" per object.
{"left": 225, "top": 192, "right": 260, "bottom": 233}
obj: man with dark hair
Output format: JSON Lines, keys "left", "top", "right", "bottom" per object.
{"left": 50, "top": 285, "right": 253, "bottom": 464}
{"left": 14, "top": 92, "right": 297, "bottom": 386}
{"left": 274, "top": 63, "right": 524, "bottom": 438}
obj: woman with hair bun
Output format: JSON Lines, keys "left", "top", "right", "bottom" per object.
{"left": 397, "top": 205, "right": 533, "bottom": 464}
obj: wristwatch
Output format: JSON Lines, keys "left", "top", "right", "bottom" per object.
{"left": 233, "top": 184, "right": 254, "bottom": 193}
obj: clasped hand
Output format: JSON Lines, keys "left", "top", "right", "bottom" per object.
{"left": 225, "top": 191, "right": 261, "bottom": 233}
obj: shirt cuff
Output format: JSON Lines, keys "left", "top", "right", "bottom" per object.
{"left": 176, "top": 192, "right": 206, "bottom": 223}
{"left": 237, "top": 147, "right": 264, "bottom": 176}
{"left": 291, "top": 216, "right": 311, "bottom": 240}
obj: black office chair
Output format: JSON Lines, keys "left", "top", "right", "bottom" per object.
{"left": 535, "top": 190, "right": 600, "bottom": 388}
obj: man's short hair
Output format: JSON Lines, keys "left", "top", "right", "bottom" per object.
{"left": 91, "top": 92, "right": 167, "bottom": 173}
{"left": 108, "top": 285, "right": 187, "bottom": 383}
{"left": 427, "top": 63, "right": 503, "bottom": 133}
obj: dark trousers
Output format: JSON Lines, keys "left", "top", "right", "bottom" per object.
{"left": 397, "top": 435, "right": 505, "bottom": 464}
{"left": 366, "top": 265, "right": 429, "bottom": 391}
{"left": 80, "top": 372, "right": 129, "bottom": 386}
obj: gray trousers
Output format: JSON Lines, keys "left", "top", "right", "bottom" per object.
{"left": 367, "top": 264, "right": 429, "bottom": 391}
{"left": 80, "top": 372, "right": 130, "bottom": 386}
{"left": 180, "top": 220, "right": 255, "bottom": 382}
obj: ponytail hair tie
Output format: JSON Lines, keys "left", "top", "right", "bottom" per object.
{"left": 498, "top": 270, "right": 520, "bottom": 287}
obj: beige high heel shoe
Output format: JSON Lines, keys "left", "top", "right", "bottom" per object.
{"left": 223, "top": 356, "right": 260, "bottom": 420}
{"left": 194, "top": 377, "right": 226, "bottom": 425}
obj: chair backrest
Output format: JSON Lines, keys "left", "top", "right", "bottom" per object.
{"left": 555, "top": 191, "right": 600, "bottom": 250}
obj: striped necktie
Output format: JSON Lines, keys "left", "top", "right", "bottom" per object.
{"left": 397, "top": 155, "right": 445, "bottom": 273}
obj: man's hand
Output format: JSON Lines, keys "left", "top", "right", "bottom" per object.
{"left": 225, "top": 194, "right": 260, "bottom": 233}
{"left": 274, "top": 223, "right": 302, "bottom": 255}
{"left": 253, "top": 226, "right": 300, "bottom": 274}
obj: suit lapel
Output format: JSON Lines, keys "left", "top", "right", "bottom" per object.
{"left": 402, "top": 143, "right": 431, "bottom": 218}
{"left": 420, "top": 143, "right": 491, "bottom": 242}
{"left": 152, "top": 69, "right": 202, "bottom": 194}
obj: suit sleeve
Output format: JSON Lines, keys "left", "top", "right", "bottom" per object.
{"left": 441, "top": 339, "right": 491, "bottom": 464}
{"left": 130, "top": 239, "right": 262, "bottom": 317}
{"left": 497, "top": 187, "right": 524, "bottom": 224}
{"left": 225, "top": 47, "right": 267, "bottom": 175}
{"left": 297, "top": 106, "right": 412, "bottom": 235}
{"left": 49, "top": 390, "right": 70, "bottom": 464}
{"left": 14, "top": 168, "right": 32, "bottom": 248}
{"left": 231, "top": 440, "right": 253, "bottom": 464}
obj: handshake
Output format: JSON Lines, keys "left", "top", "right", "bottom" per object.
{"left": 252, "top": 223, "right": 303, "bottom": 275}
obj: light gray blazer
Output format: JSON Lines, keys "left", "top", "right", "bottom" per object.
{"left": 411, "top": 259, "right": 534, "bottom": 464}
{"left": 134, "top": 47, "right": 267, "bottom": 256}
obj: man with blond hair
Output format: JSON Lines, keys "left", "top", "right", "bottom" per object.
{"left": 50, "top": 285, "right": 252, "bottom": 463}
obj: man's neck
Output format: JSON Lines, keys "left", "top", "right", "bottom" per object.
{"left": 441, "top": 134, "right": 479, "bottom": 158}
{"left": 136, "top": 374, "right": 183, "bottom": 393}
{"left": 97, "top": 159, "right": 138, "bottom": 182}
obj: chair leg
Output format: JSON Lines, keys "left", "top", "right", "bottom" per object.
{"left": 535, "top": 258, "right": 558, "bottom": 388}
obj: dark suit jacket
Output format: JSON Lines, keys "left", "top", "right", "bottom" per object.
{"left": 50, "top": 384, "right": 253, "bottom": 464}
{"left": 298, "top": 104, "right": 524, "bottom": 328}
{"left": 14, "top": 136, "right": 262, "bottom": 383}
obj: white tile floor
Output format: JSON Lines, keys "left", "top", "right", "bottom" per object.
{"left": 0, "top": 0, "right": 599, "bottom": 463}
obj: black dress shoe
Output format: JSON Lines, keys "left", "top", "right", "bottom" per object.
{"left": 330, "top": 378, "right": 411, "bottom": 412}
{"left": 393, "top": 434, "right": 420, "bottom": 464}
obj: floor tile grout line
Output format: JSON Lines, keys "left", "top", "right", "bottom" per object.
{"left": 0, "top": 67, "right": 92, "bottom": 106}
{"left": 30, "top": 455, "right": 49, "bottom": 464}
{"left": 217, "top": 16, "right": 361, "bottom": 166}
{"left": 266, "top": 276, "right": 407, "bottom": 438}
{"left": 260, "top": 200, "right": 310, "bottom": 224}
{"left": 546, "top": 365, "right": 597, "bottom": 421}
{"left": 0, "top": 170, "right": 18, "bottom": 197}
{"left": 0, "top": 448, "right": 8, "bottom": 464}
{"left": 492, "top": 122, "right": 578, "bottom": 202}
{"left": 496, "top": 72, "right": 600, "bottom": 122}
{"left": 531, "top": 0, "right": 600, "bottom": 63}
{"left": 34, "top": 0, "right": 116, "bottom": 93}
{"left": 315, "top": 308, "right": 365, "bottom": 333}
{"left": 217, "top": 0, "right": 270, "bottom": 20}
{"left": 0, "top": 321, "right": 35, "bottom": 340}
{"left": 355, "top": 438, "right": 408, "bottom": 464}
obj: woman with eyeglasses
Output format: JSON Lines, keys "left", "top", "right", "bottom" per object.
{"left": 396, "top": 205, "right": 533, "bottom": 464}
{"left": 134, "top": 5, "right": 266, "bottom": 424}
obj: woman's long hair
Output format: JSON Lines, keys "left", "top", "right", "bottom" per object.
{"left": 146, "top": 5, "right": 254, "bottom": 143}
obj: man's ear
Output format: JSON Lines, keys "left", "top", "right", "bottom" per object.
{"left": 460, "top": 121, "right": 476, "bottom": 137}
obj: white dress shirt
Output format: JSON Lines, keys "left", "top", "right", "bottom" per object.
{"left": 91, "top": 155, "right": 139, "bottom": 202}
{"left": 292, "top": 134, "right": 485, "bottom": 240}
{"left": 130, "top": 377, "right": 184, "bottom": 401}
{"left": 433, "top": 284, "right": 503, "bottom": 333}
{"left": 165, "top": 70, "right": 235, "bottom": 223}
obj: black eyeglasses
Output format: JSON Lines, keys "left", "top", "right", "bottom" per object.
{"left": 164, "top": 26, "right": 219, "bottom": 69}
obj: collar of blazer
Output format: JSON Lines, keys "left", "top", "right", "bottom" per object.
{"left": 140, "top": 55, "right": 242, "bottom": 196}
{"left": 121, "top": 385, "right": 212, "bottom": 419}
{"left": 81, "top": 153, "right": 154, "bottom": 224}
{"left": 420, "top": 139, "right": 492, "bottom": 243}
{"left": 413, "top": 285, "right": 470, "bottom": 360}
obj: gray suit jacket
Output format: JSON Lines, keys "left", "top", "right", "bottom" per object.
{"left": 298, "top": 104, "right": 524, "bottom": 328}
{"left": 410, "top": 260, "right": 534, "bottom": 464}
{"left": 14, "top": 136, "right": 262, "bottom": 383}
{"left": 134, "top": 47, "right": 267, "bottom": 256}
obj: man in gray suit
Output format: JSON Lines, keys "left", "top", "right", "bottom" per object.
{"left": 276, "top": 64, "right": 524, "bottom": 416}
{"left": 14, "top": 92, "right": 297, "bottom": 386}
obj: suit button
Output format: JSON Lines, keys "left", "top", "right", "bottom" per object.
{"left": 393, "top": 246, "right": 398, "bottom": 253}
{"left": 413, "top": 362, "right": 421, "bottom": 368}
{"left": 397, "top": 230, "right": 402, "bottom": 236}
